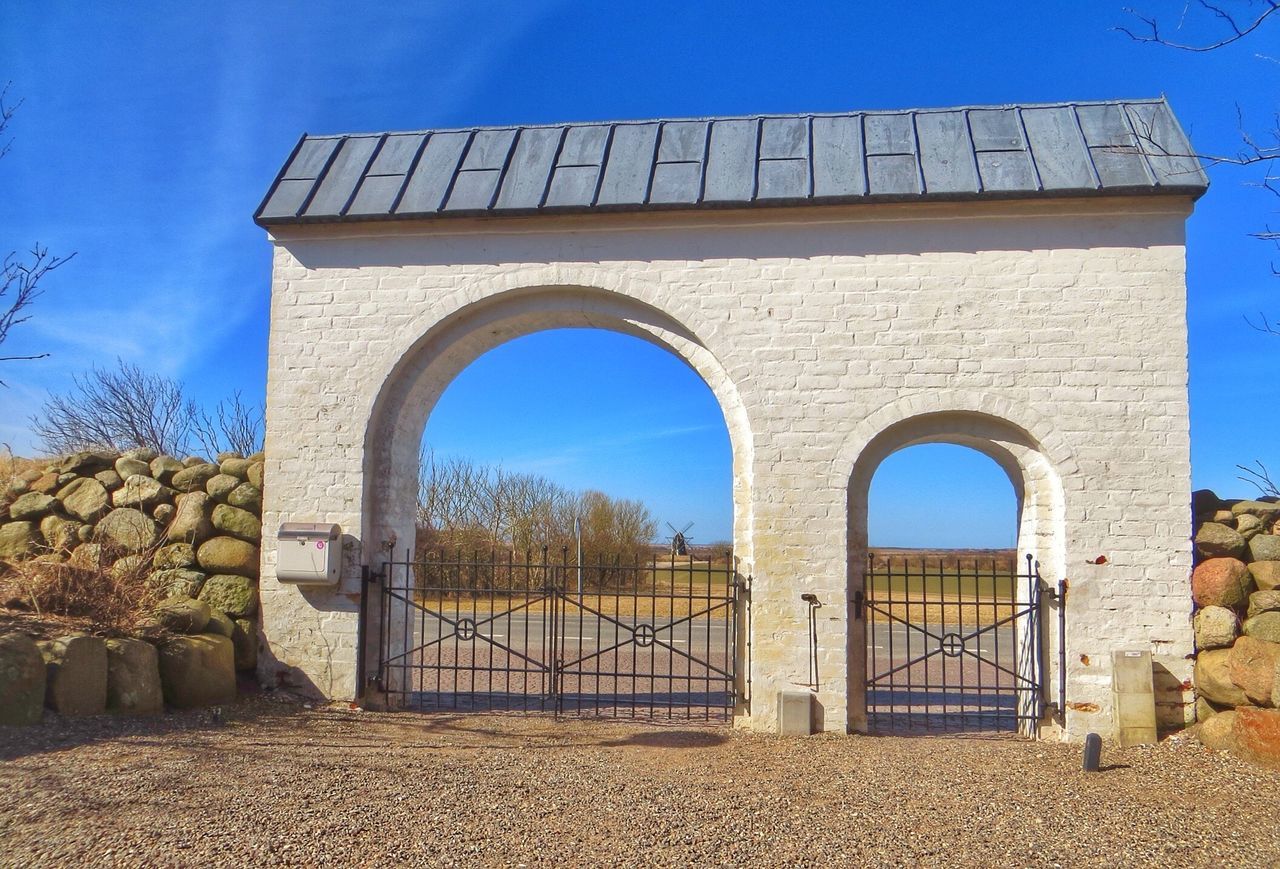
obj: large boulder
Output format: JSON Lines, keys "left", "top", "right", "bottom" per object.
{"left": 1237, "top": 514, "right": 1265, "bottom": 540}
{"left": 153, "top": 542, "right": 197, "bottom": 571}
{"left": 1198, "top": 709, "right": 1237, "bottom": 751}
{"left": 1233, "top": 707, "right": 1280, "bottom": 770}
{"left": 1196, "top": 648, "right": 1249, "bottom": 707}
{"left": 166, "top": 491, "right": 213, "bottom": 544}
{"left": 1251, "top": 534, "right": 1280, "bottom": 563}
{"left": 28, "top": 472, "right": 60, "bottom": 495}
{"left": 149, "top": 455, "right": 184, "bottom": 485}
{"left": 149, "top": 568, "right": 207, "bottom": 598}
{"left": 1232, "top": 500, "right": 1280, "bottom": 520}
{"left": 205, "top": 473, "right": 240, "bottom": 502}
{"left": 1250, "top": 561, "right": 1280, "bottom": 592}
{"left": 151, "top": 595, "right": 212, "bottom": 633}
{"left": 196, "top": 537, "right": 259, "bottom": 578}
{"left": 68, "top": 542, "right": 103, "bottom": 569}
{"left": 246, "top": 461, "right": 264, "bottom": 490}
{"left": 1248, "top": 590, "right": 1280, "bottom": 619}
{"left": 1243, "top": 611, "right": 1280, "bottom": 644}
{"left": 57, "top": 450, "right": 115, "bottom": 476}
{"left": 114, "top": 456, "right": 151, "bottom": 479}
{"left": 95, "top": 508, "right": 159, "bottom": 552}
{"left": 108, "top": 553, "right": 149, "bottom": 582}
{"left": 157, "top": 634, "right": 236, "bottom": 708}
{"left": 1193, "top": 606, "right": 1239, "bottom": 651}
{"left": 94, "top": 469, "right": 123, "bottom": 491}
{"left": 211, "top": 504, "right": 260, "bottom": 543}
{"left": 1191, "top": 558, "right": 1253, "bottom": 609}
{"left": 205, "top": 608, "right": 235, "bottom": 638}
{"left": 112, "top": 474, "right": 174, "bottom": 510}
{"left": 105, "top": 637, "right": 163, "bottom": 715}
{"left": 1193, "top": 489, "right": 1223, "bottom": 515}
{"left": 231, "top": 619, "right": 257, "bottom": 671}
{"left": 227, "top": 482, "right": 262, "bottom": 515}
{"left": 197, "top": 574, "right": 258, "bottom": 618}
{"left": 1195, "top": 523, "right": 1248, "bottom": 560}
{"left": 1229, "top": 636, "right": 1280, "bottom": 706}
{"left": 0, "top": 521, "right": 41, "bottom": 560}
{"left": 220, "top": 457, "right": 252, "bottom": 480}
{"left": 122, "top": 447, "right": 158, "bottom": 463}
{"left": 8, "top": 491, "right": 56, "bottom": 521}
{"left": 170, "top": 463, "right": 220, "bottom": 494}
{"left": 0, "top": 633, "right": 46, "bottom": 725}
{"left": 57, "top": 477, "right": 111, "bottom": 524}
{"left": 39, "top": 514, "right": 81, "bottom": 553}
{"left": 38, "top": 635, "right": 108, "bottom": 716}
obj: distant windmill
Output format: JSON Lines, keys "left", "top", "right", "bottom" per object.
{"left": 666, "top": 522, "right": 694, "bottom": 557}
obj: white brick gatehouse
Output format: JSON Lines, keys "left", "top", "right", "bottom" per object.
{"left": 254, "top": 99, "right": 1207, "bottom": 739}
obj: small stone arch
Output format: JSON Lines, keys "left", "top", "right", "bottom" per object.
{"left": 841, "top": 393, "right": 1072, "bottom": 733}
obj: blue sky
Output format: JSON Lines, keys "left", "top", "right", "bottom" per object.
{"left": 1, "top": 2, "right": 1275, "bottom": 546}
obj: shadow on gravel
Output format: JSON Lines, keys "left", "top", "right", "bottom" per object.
{"left": 0, "top": 695, "right": 305, "bottom": 762}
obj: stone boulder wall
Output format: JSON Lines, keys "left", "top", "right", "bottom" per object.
{"left": 1192, "top": 489, "right": 1280, "bottom": 770}
{"left": 0, "top": 448, "right": 265, "bottom": 722}
{"left": 39, "top": 635, "right": 108, "bottom": 716}
{"left": 157, "top": 634, "right": 236, "bottom": 708}
{"left": 0, "top": 633, "right": 46, "bottom": 725}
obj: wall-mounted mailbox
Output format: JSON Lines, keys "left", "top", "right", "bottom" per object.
{"left": 277, "top": 523, "right": 342, "bottom": 585}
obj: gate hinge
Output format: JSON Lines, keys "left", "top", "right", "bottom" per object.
{"left": 853, "top": 590, "right": 864, "bottom": 620}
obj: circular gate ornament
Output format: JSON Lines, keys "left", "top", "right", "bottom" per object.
{"left": 634, "top": 623, "right": 656, "bottom": 647}
{"left": 940, "top": 632, "right": 965, "bottom": 658}
{"left": 457, "top": 618, "right": 478, "bottom": 641}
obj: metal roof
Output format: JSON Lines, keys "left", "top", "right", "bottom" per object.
{"left": 255, "top": 98, "right": 1207, "bottom": 227}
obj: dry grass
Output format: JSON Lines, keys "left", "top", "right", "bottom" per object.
{"left": 1, "top": 539, "right": 163, "bottom": 633}
{"left": 0, "top": 447, "right": 50, "bottom": 485}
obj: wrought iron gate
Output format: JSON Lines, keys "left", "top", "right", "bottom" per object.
{"left": 859, "top": 552, "right": 1060, "bottom": 734}
{"left": 369, "top": 550, "right": 741, "bottom": 721}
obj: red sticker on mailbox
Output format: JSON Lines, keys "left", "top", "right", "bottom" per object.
{"left": 315, "top": 541, "right": 325, "bottom": 550}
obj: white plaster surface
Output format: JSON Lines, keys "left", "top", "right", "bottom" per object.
{"left": 258, "top": 197, "right": 1196, "bottom": 739}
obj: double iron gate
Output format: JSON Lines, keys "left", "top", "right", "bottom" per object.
{"left": 368, "top": 550, "right": 742, "bottom": 721}
{"left": 365, "top": 548, "right": 1063, "bottom": 733}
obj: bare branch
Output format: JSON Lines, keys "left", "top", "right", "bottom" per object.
{"left": 1118, "top": 1, "right": 1280, "bottom": 51}
{"left": 0, "top": 245, "right": 74, "bottom": 385}
{"left": 1238, "top": 459, "right": 1280, "bottom": 498}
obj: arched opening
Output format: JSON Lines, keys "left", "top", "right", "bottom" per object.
{"left": 359, "top": 285, "right": 753, "bottom": 717}
{"left": 847, "top": 410, "right": 1066, "bottom": 736}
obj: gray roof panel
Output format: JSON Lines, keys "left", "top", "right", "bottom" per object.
{"left": 256, "top": 98, "right": 1208, "bottom": 226}
{"left": 704, "top": 119, "right": 758, "bottom": 203}
{"left": 597, "top": 123, "right": 659, "bottom": 206}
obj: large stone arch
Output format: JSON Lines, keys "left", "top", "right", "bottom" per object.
{"left": 355, "top": 280, "right": 755, "bottom": 700}
{"left": 841, "top": 391, "right": 1073, "bottom": 734}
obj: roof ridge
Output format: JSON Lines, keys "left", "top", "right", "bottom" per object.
{"left": 298, "top": 98, "right": 1176, "bottom": 141}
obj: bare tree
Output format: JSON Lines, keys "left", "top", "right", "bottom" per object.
{"left": 31, "top": 360, "right": 199, "bottom": 456}
{"left": 193, "top": 390, "right": 264, "bottom": 457}
{"left": 0, "top": 83, "right": 73, "bottom": 381}
{"left": 415, "top": 447, "right": 658, "bottom": 560}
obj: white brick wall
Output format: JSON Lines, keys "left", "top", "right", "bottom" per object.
{"left": 259, "top": 197, "right": 1196, "bottom": 739}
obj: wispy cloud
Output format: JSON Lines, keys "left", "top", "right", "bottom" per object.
{"left": 501, "top": 424, "right": 717, "bottom": 475}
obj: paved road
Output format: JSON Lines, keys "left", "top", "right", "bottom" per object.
{"left": 413, "top": 611, "right": 731, "bottom": 653}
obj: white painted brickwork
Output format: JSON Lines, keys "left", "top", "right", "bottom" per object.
{"left": 259, "top": 197, "right": 1196, "bottom": 739}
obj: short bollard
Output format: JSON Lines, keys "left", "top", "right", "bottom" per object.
{"left": 1082, "top": 732, "right": 1102, "bottom": 772}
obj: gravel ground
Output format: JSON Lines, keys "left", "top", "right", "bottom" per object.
{"left": 2, "top": 697, "right": 1277, "bottom": 868}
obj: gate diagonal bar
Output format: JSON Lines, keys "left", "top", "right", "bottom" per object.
{"left": 863, "top": 551, "right": 1049, "bottom": 734}
{"left": 374, "top": 549, "right": 741, "bottom": 721}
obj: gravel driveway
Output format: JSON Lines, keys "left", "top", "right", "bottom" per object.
{"left": 2, "top": 697, "right": 1276, "bottom": 867}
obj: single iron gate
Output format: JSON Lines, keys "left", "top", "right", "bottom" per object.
{"left": 859, "top": 552, "right": 1062, "bottom": 734}
{"left": 369, "top": 549, "right": 742, "bottom": 721}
